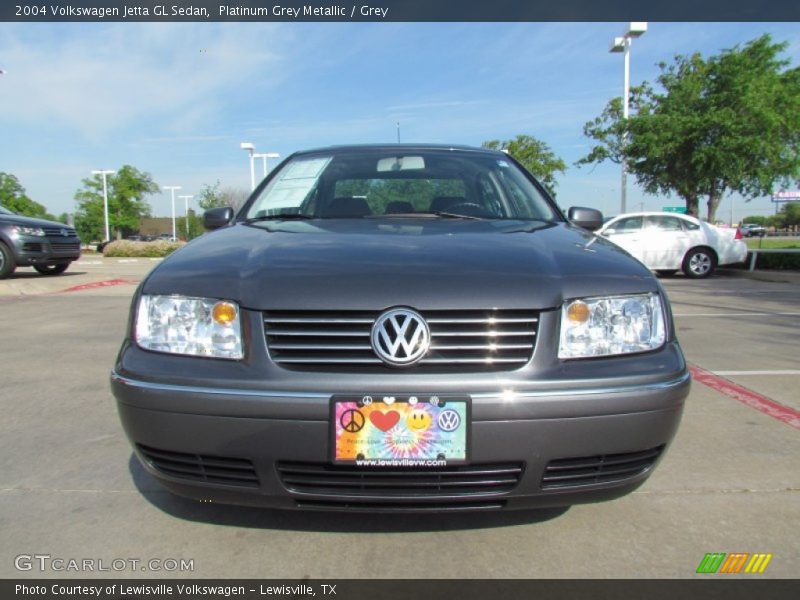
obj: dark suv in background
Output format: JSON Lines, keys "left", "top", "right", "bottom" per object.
{"left": 0, "top": 205, "right": 81, "bottom": 278}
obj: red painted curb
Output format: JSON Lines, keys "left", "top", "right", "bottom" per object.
{"left": 689, "top": 364, "right": 800, "bottom": 430}
{"left": 58, "top": 279, "right": 139, "bottom": 293}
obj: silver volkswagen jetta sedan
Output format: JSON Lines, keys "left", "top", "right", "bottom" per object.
{"left": 111, "top": 145, "right": 690, "bottom": 511}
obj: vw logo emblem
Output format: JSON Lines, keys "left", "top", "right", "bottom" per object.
{"left": 371, "top": 308, "right": 430, "bottom": 367}
{"left": 437, "top": 409, "right": 461, "bottom": 432}
{"left": 60, "top": 228, "right": 69, "bottom": 237}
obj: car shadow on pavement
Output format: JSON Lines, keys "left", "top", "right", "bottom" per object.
{"left": 5, "top": 271, "right": 86, "bottom": 279}
{"left": 129, "top": 454, "right": 570, "bottom": 532}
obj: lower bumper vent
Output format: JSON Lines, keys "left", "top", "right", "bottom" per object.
{"left": 277, "top": 462, "right": 524, "bottom": 497}
{"left": 294, "top": 499, "right": 507, "bottom": 512}
{"left": 541, "top": 445, "right": 664, "bottom": 489}
{"left": 137, "top": 444, "right": 259, "bottom": 488}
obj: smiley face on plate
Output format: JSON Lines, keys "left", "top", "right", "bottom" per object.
{"left": 406, "top": 407, "right": 433, "bottom": 431}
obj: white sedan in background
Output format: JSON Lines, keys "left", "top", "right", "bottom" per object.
{"left": 596, "top": 212, "right": 748, "bottom": 278}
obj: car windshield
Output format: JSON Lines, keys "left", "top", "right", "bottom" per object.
{"left": 243, "top": 150, "right": 560, "bottom": 221}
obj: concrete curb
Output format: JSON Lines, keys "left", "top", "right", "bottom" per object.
{"left": 716, "top": 268, "right": 800, "bottom": 284}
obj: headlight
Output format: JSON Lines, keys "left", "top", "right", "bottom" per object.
{"left": 558, "top": 293, "right": 666, "bottom": 359}
{"left": 135, "top": 295, "right": 243, "bottom": 359}
{"left": 11, "top": 225, "right": 45, "bottom": 237}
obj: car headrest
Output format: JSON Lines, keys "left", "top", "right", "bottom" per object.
{"left": 385, "top": 201, "right": 414, "bottom": 214}
{"left": 324, "top": 197, "right": 372, "bottom": 218}
{"left": 429, "top": 196, "right": 466, "bottom": 212}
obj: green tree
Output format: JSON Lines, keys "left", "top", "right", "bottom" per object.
{"left": 579, "top": 35, "right": 800, "bottom": 222}
{"left": 780, "top": 201, "right": 800, "bottom": 230}
{"left": 197, "top": 181, "right": 249, "bottom": 212}
{"left": 185, "top": 210, "right": 205, "bottom": 240}
{"left": 0, "top": 172, "right": 54, "bottom": 219}
{"left": 73, "top": 165, "right": 158, "bottom": 241}
{"left": 482, "top": 135, "right": 566, "bottom": 198}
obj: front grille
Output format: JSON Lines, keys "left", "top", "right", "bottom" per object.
{"left": 277, "top": 462, "right": 524, "bottom": 497}
{"left": 137, "top": 444, "right": 259, "bottom": 488}
{"left": 49, "top": 241, "right": 80, "bottom": 253}
{"left": 264, "top": 309, "right": 538, "bottom": 371}
{"left": 541, "top": 445, "right": 664, "bottom": 489}
{"left": 43, "top": 226, "right": 76, "bottom": 237}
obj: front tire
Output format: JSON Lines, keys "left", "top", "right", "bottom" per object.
{"left": 0, "top": 242, "right": 16, "bottom": 279}
{"left": 34, "top": 263, "right": 70, "bottom": 276}
{"left": 682, "top": 248, "right": 716, "bottom": 279}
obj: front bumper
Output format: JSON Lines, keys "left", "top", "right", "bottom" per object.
{"left": 111, "top": 360, "right": 690, "bottom": 511}
{"left": 12, "top": 235, "right": 81, "bottom": 265}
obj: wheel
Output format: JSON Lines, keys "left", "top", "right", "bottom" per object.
{"left": 656, "top": 270, "right": 677, "bottom": 277}
{"left": 33, "top": 263, "right": 70, "bottom": 276}
{"left": 682, "top": 248, "right": 716, "bottom": 279}
{"left": 0, "top": 242, "right": 16, "bottom": 279}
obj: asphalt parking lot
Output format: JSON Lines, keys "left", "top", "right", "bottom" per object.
{"left": 1, "top": 257, "right": 798, "bottom": 579}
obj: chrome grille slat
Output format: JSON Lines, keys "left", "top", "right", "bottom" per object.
{"left": 429, "top": 330, "right": 536, "bottom": 337}
{"left": 264, "top": 309, "right": 539, "bottom": 372}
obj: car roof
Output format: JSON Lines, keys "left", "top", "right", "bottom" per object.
{"left": 291, "top": 143, "right": 506, "bottom": 158}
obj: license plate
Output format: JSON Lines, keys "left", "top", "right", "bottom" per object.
{"left": 331, "top": 395, "right": 470, "bottom": 466}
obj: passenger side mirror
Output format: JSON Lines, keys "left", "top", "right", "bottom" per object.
{"left": 568, "top": 206, "right": 604, "bottom": 231}
{"left": 203, "top": 207, "right": 235, "bottom": 230}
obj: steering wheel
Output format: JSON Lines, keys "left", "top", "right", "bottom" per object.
{"left": 444, "top": 202, "right": 494, "bottom": 218}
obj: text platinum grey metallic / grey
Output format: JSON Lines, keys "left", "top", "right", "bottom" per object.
{"left": 111, "top": 145, "right": 690, "bottom": 512}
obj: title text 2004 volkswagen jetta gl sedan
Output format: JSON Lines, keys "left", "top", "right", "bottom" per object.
{"left": 111, "top": 145, "right": 690, "bottom": 512}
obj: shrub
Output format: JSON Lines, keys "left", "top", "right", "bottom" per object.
{"left": 753, "top": 252, "right": 800, "bottom": 270}
{"left": 103, "top": 240, "right": 185, "bottom": 258}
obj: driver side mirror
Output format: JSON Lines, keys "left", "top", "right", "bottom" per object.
{"left": 568, "top": 206, "right": 603, "bottom": 231}
{"left": 203, "top": 207, "right": 235, "bottom": 230}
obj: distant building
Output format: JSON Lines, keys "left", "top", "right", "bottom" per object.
{"left": 138, "top": 217, "right": 174, "bottom": 237}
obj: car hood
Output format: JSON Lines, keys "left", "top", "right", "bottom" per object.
{"left": 0, "top": 213, "right": 71, "bottom": 229}
{"left": 143, "top": 219, "right": 657, "bottom": 310}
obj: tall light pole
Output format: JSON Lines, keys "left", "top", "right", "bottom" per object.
{"left": 240, "top": 142, "right": 256, "bottom": 191}
{"left": 163, "top": 186, "right": 181, "bottom": 240}
{"left": 253, "top": 152, "right": 280, "bottom": 178}
{"left": 179, "top": 194, "right": 193, "bottom": 239}
{"left": 609, "top": 22, "right": 647, "bottom": 214}
{"left": 91, "top": 169, "right": 115, "bottom": 241}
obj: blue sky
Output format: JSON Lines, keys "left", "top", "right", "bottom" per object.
{"left": 0, "top": 22, "right": 798, "bottom": 222}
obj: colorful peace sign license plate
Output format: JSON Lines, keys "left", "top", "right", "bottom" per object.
{"left": 331, "top": 395, "right": 470, "bottom": 466}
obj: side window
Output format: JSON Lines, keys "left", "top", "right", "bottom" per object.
{"left": 646, "top": 216, "right": 682, "bottom": 231}
{"left": 611, "top": 216, "right": 643, "bottom": 232}
{"left": 681, "top": 219, "right": 700, "bottom": 231}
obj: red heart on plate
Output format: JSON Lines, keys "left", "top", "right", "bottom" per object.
{"left": 369, "top": 410, "right": 400, "bottom": 432}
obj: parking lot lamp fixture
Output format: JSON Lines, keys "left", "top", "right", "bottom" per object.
{"left": 179, "top": 194, "right": 193, "bottom": 238}
{"left": 163, "top": 186, "right": 182, "bottom": 240}
{"left": 240, "top": 142, "right": 256, "bottom": 191}
{"left": 91, "top": 170, "right": 115, "bottom": 242}
{"left": 609, "top": 21, "right": 647, "bottom": 214}
{"left": 254, "top": 152, "right": 280, "bottom": 178}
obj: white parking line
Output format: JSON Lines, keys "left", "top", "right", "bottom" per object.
{"left": 711, "top": 370, "right": 800, "bottom": 376}
{"left": 675, "top": 312, "right": 800, "bottom": 318}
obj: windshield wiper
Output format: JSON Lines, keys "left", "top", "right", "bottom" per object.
{"left": 366, "top": 211, "right": 486, "bottom": 221}
{"left": 245, "top": 213, "right": 315, "bottom": 222}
